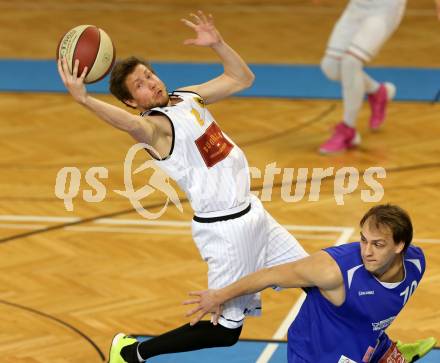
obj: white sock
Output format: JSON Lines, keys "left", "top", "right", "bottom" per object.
{"left": 364, "top": 72, "right": 380, "bottom": 94}
{"left": 136, "top": 344, "right": 144, "bottom": 362}
{"left": 341, "top": 53, "right": 365, "bottom": 128}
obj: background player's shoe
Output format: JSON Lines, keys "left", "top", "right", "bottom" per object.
{"left": 368, "top": 82, "right": 396, "bottom": 130}
{"left": 396, "top": 337, "right": 437, "bottom": 362}
{"left": 319, "top": 122, "right": 360, "bottom": 154}
{"left": 108, "top": 333, "right": 139, "bottom": 363}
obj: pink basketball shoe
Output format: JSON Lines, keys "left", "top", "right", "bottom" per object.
{"left": 368, "top": 82, "right": 396, "bottom": 130}
{"left": 319, "top": 122, "right": 361, "bottom": 154}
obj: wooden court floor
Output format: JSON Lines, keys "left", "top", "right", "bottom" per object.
{"left": 0, "top": 1, "right": 439, "bottom": 362}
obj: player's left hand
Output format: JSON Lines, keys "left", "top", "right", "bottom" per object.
{"left": 58, "top": 57, "right": 88, "bottom": 104}
{"left": 181, "top": 10, "right": 223, "bottom": 47}
{"left": 183, "top": 289, "right": 223, "bottom": 326}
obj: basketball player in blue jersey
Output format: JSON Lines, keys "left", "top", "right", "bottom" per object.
{"left": 185, "top": 204, "right": 436, "bottom": 362}
{"left": 58, "top": 11, "right": 432, "bottom": 363}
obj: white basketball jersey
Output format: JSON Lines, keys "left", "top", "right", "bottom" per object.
{"left": 143, "top": 90, "right": 250, "bottom": 215}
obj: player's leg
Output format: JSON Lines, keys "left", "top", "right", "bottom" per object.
{"left": 321, "top": 1, "right": 381, "bottom": 87}
{"left": 261, "top": 199, "right": 308, "bottom": 270}
{"left": 320, "top": 1, "right": 358, "bottom": 81}
{"left": 190, "top": 199, "right": 269, "bottom": 328}
{"left": 108, "top": 323, "right": 243, "bottom": 363}
{"left": 341, "top": 51, "right": 367, "bottom": 128}
{"left": 107, "top": 205, "right": 265, "bottom": 363}
{"left": 346, "top": 37, "right": 399, "bottom": 133}
{"left": 320, "top": 1, "right": 405, "bottom": 153}
{"left": 321, "top": 0, "right": 359, "bottom": 71}
{"left": 319, "top": 1, "right": 364, "bottom": 154}
{"left": 361, "top": 0, "right": 406, "bottom": 129}
{"left": 321, "top": 15, "right": 388, "bottom": 154}
{"left": 108, "top": 200, "right": 269, "bottom": 363}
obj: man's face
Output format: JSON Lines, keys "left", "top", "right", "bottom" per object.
{"left": 124, "top": 64, "right": 169, "bottom": 111}
{"left": 360, "top": 218, "right": 404, "bottom": 276}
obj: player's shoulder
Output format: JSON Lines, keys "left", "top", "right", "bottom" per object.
{"left": 405, "top": 244, "right": 424, "bottom": 257}
{"left": 170, "top": 88, "right": 205, "bottom": 106}
{"left": 325, "top": 242, "right": 361, "bottom": 259}
{"left": 324, "top": 242, "right": 362, "bottom": 268}
{"left": 173, "top": 89, "right": 201, "bottom": 96}
{"left": 404, "top": 244, "right": 426, "bottom": 275}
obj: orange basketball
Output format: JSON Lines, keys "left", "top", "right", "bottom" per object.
{"left": 57, "top": 25, "right": 116, "bottom": 84}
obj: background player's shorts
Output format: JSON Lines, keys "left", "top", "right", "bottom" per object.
{"left": 192, "top": 194, "right": 308, "bottom": 329}
{"left": 325, "top": 0, "right": 406, "bottom": 62}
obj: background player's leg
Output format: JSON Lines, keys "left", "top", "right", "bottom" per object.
{"left": 320, "top": 12, "right": 393, "bottom": 154}
{"left": 319, "top": 2, "right": 363, "bottom": 154}
{"left": 348, "top": 2, "right": 406, "bottom": 130}
{"left": 364, "top": 72, "right": 380, "bottom": 94}
{"left": 319, "top": 50, "right": 366, "bottom": 154}
{"left": 321, "top": 54, "right": 379, "bottom": 93}
{"left": 341, "top": 52, "right": 365, "bottom": 128}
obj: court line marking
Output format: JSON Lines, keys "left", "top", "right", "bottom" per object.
{"left": 0, "top": 214, "right": 351, "bottom": 231}
{"left": 0, "top": 215, "right": 80, "bottom": 222}
{"left": 1, "top": 216, "right": 439, "bottom": 244}
{"left": 255, "top": 227, "right": 355, "bottom": 363}
{"left": 0, "top": 224, "right": 344, "bottom": 240}
{"left": 0, "top": 223, "right": 48, "bottom": 230}
{"left": 64, "top": 226, "right": 192, "bottom": 236}
{"left": 66, "top": 227, "right": 340, "bottom": 240}
{"left": 95, "top": 218, "right": 191, "bottom": 227}
{"left": 413, "top": 238, "right": 440, "bottom": 244}
{"left": 97, "top": 219, "right": 352, "bottom": 233}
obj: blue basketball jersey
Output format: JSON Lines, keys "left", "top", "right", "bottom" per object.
{"left": 287, "top": 242, "right": 425, "bottom": 363}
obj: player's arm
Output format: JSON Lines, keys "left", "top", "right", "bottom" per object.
{"left": 57, "top": 57, "right": 157, "bottom": 144}
{"left": 184, "top": 251, "right": 343, "bottom": 325}
{"left": 177, "top": 11, "right": 255, "bottom": 104}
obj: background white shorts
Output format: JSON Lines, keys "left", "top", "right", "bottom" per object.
{"left": 192, "top": 194, "right": 308, "bottom": 329}
{"left": 325, "top": 0, "right": 407, "bottom": 62}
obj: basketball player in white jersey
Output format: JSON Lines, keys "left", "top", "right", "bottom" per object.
{"left": 58, "top": 10, "right": 432, "bottom": 363}
{"left": 58, "top": 10, "right": 309, "bottom": 363}
{"left": 318, "top": 0, "right": 440, "bottom": 154}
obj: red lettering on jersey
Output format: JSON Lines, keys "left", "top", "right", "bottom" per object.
{"left": 378, "top": 342, "right": 405, "bottom": 363}
{"left": 362, "top": 346, "right": 375, "bottom": 362}
{"left": 195, "top": 122, "right": 234, "bottom": 168}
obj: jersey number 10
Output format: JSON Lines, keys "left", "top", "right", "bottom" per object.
{"left": 400, "top": 280, "right": 418, "bottom": 306}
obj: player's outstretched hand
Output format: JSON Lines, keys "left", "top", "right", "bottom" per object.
{"left": 183, "top": 289, "right": 223, "bottom": 326}
{"left": 181, "top": 10, "right": 223, "bottom": 47}
{"left": 57, "top": 57, "right": 88, "bottom": 104}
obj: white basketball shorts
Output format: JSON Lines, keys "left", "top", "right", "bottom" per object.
{"left": 192, "top": 194, "right": 308, "bottom": 329}
{"left": 325, "top": 0, "right": 407, "bottom": 62}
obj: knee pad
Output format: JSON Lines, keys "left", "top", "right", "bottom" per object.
{"left": 320, "top": 56, "right": 341, "bottom": 81}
